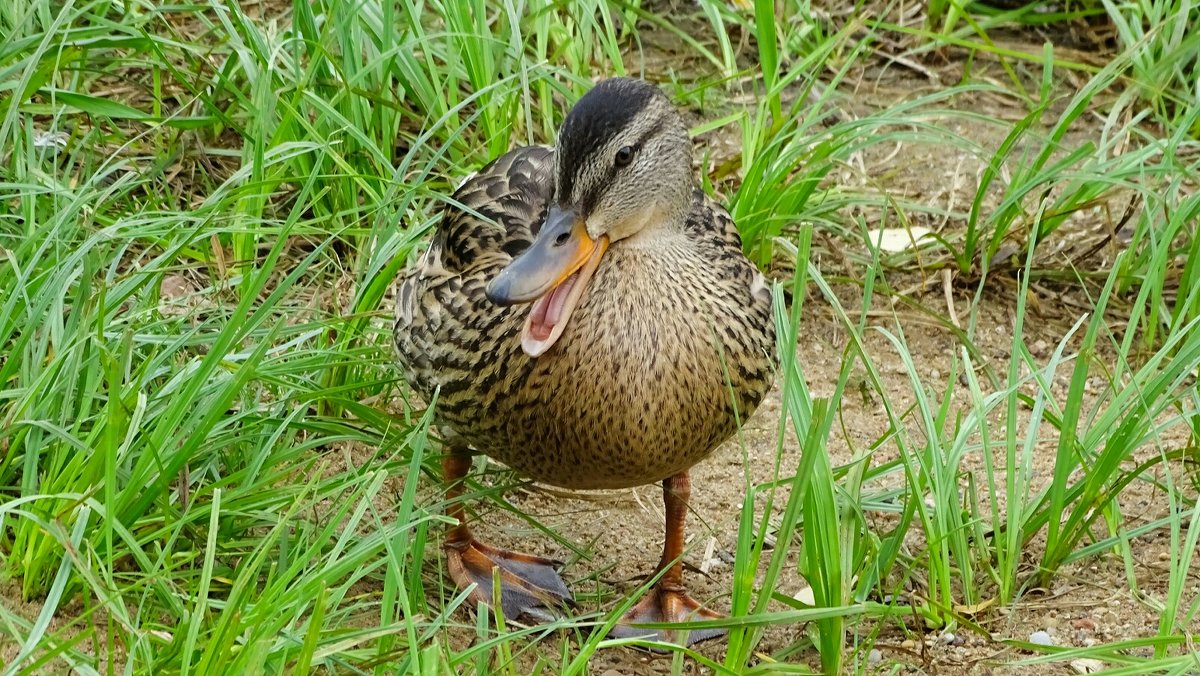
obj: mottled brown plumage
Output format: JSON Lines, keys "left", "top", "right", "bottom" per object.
{"left": 393, "top": 77, "right": 777, "bottom": 644}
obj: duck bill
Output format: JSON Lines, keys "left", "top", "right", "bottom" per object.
{"left": 485, "top": 207, "right": 609, "bottom": 358}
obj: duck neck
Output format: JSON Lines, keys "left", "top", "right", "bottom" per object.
{"left": 621, "top": 221, "right": 689, "bottom": 253}
{"left": 616, "top": 195, "right": 693, "bottom": 251}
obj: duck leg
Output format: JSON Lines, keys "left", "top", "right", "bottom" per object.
{"left": 441, "top": 452, "right": 573, "bottom": 623}
{"left": 610, "top": 471, "right": 726, "bottom": 646}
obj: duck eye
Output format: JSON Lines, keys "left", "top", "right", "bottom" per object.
{"left": 554, "top": 231, "right": 570, "bottom": 246}
{"left": 614, "top": 145, "right": 636, "bottom": 167}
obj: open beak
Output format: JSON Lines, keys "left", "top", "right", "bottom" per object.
{"left": 486, "top": 206, "right": 609, "bottom": 357}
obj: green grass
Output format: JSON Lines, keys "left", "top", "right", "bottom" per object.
{"left": 2, "top": 0, "right": 1199, "bottom": 673}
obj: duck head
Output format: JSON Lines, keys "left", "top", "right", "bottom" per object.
{"left": 485, "top": 77, "right": 694, "bottom": 357}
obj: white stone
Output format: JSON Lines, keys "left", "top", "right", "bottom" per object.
{"left": 1029, "top": 630, "right": 1054, "bottom": 646}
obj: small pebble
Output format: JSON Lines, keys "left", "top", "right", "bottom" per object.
{"left": 868, "top": 649, "right": 882, "bottom": 664}
{"left": 1072, "top": 618, "right": 1095, "bottom": 631}
{"left": 1029, "top": 630, "right": 1054, "bottom": 646}
{"left": 940, "top": 632, "right": 956, "bottom": 644}
{"left": 1031, "top": 339, "right": 1050, "bottom": 357}
{"left": 901, "top": 639, "right": 917, "bottom": 650}
{"left": 704, "top": 559, "right": 727, "bottom": 573}
{"left": 1158, "top": 551, "right": 1170, "bottom": 561}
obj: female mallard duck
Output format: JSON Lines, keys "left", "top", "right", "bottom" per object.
{"left": 394, "top": 77, "right": 776, "bottom": 645}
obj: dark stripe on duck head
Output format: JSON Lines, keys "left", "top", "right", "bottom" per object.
{"left": 582, "top": 115, "right": 670, "bottom": 215}
{"left": 555, "top": 78, "right": 660, "bottom": 210}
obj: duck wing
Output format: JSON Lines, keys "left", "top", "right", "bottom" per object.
{"left": 394, "top": 146, "right": 554, "bottom": 408}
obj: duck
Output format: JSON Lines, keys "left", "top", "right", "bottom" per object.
{"left": 394, "top": 77, "right": 777, "bottom": 645}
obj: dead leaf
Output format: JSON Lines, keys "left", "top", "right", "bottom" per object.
{"left": 866, "top": 226, "right": 934, "bottom": 253}
{"left": 954, "top": 598, "right": 997, "bottom": 615}
{"left": 1070, "top": 658, "right": 1105, "bottom": 673}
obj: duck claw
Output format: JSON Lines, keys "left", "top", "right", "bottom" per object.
{"left": 608, "top": 585, "right": 726, "bottom": 648}
{"left": 447, "top": 538, "right": 574, "bottom": 622}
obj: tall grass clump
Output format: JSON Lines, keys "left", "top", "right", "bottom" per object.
{"left": 1102, "top": 0, "right": 1200, "bottom": 134}
{"left": 910, "top": 0, "right": 1197, "bottom": 134}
